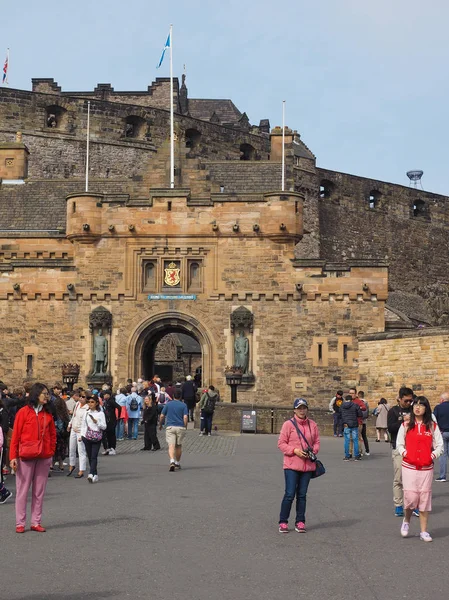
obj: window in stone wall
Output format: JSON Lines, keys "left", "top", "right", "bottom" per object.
{"left": 187, "top": 260, "right": 202, "bottom": 291}
{"left": 413, "top": 199, "right": 429, "bottom": 219}
{"left": 143, "top": 260, "right": 157, "bottom": 291}
{"left": 240, "top": 143, "right": 255, "bottom": 160}
{"left": 45, "top": 105, "right": 67, "bottom": 130}
{"left": 319, "top": 179, "right": 334, "bottom": 198}
{"left": 124, "top": 115, "right": 147, "bottom": 139}
{"left": 368, "top": 190, "right": 381, "bottom": 209}
{"left": 26, "top": 354, "right": 33, "bottom": 377}
{"left": 185, "top": 128, "right": 201, "bottom": 152}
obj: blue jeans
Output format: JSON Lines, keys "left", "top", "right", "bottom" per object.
{"left": 439, "top": 432, "right": 449, "bottom": 478}
{"left": 279, "top": 469, "right": 312, "bottom": 524}
{"left": 116, "top": 419, "right": 125, "bottom": 440}
{"left": 344, "top": 426, "right": 359, "bottom": 458}
{"left": 200, "top": 410, "right": 213, "bottom": 434}
{"left": 128, "top": 418, "right": 139, "bottom": 440}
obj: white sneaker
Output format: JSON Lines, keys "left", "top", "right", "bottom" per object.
{"left": 87, "top": 474, "right": 93, "bottom": 483}
{"left": 400, "top": 520, "right": 409, "bottom": 538}
{"left": 101, "top": 450, "right": 109, "bottom": 455}
{"left": 92, "top": 475, "right": 99, "bottom": 483}
{"left": 365, "top": 452, "right": 370, "bottom": 456}
{"left": 208, "top": 433, "right": 211, "bottom": 436}
{"left": 199, "top": 432, "right": 204, "bottom": 436}
{"left": 109, "top": 448, "right": 116, "bottom": 455}
{"left": 420, "top": 532, "right": 432, "bottom": 542}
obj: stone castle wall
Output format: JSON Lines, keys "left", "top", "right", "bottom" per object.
{"left": 359, "top": 328, "right": 449, "bottom": 406}
{"left": 318, "top": 168, "right": 449, "bottom": 296}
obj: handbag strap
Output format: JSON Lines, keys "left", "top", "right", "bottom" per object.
{"left": 290, "top": 418, "right": 311, "bottom": 449}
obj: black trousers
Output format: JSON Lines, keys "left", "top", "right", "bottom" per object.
{"left": 360, "top": 424, "right": 370, "bottom": 453}
{"left": 106, "top": 424, "right": 117, "bottom": 450}
{"left": 82, "top": 438, "right": 101, "bottom": 476}
{"left": 144, "top": 423, "right": 160, "bottom": 450}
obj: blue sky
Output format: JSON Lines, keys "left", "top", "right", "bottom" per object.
{"left": 4, "top": 0, "right": 449, "bottom": 194}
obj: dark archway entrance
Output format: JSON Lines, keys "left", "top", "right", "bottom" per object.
{"left": 128, "top": 312, "right": 213, "bottom": 387}
{"left": 142, "top": 331, "right": 201, "bottom": 384}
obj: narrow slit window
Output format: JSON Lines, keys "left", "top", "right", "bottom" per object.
{"left": 26, "top": 355, "right": 33, "bottom": 376}
{"left": 343, "top": 344, "right": 348, "bottom": 363}
{"left": 167, "top": 201, "right": 172, "bottom": 211}
{"left": 318, "top": 343, "right": 323, "bottom": 363}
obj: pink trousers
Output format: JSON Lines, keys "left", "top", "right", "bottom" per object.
{"left": 15, "top": 457, "right": 52, "bottom": 527}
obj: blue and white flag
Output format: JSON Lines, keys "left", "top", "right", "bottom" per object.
{"left": 157, "top": 33, "right": 170, "bottom": 69}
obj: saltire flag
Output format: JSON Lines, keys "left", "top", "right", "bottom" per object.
{"left": 156, "top": 33, "right": 170, "bottom": 69}
{"left": 2, "top": 52, "right": 8, "bottom": 84}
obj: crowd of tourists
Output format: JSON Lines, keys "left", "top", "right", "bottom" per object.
{"left": 0, "top": 375, "right": 220, "bottom": 533}
{"left": 278, "top": 386, "right": 448, "bottom": 542}
{"left": 1, "top": 377, "right": 448, "bottom": 543}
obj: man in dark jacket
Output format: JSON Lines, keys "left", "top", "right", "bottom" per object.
{"left": 181, "top": 376, "right": 197, "bottom": 422}
{"left": 434, "top": 392, "right": 449, "bottom": 481}
{"left": 387, "top": 387, "right": 413, "bottom": 517}
{"left": 341, "top": 395, "right": 362, "bottom": 461}
{"left": 199, "top": 385, "right": 220, "bottom": 436}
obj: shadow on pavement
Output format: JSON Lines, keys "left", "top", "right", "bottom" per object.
{"left": 310, "top": 518, "right": 360, "bottom": 530}
{"left": 49, "top": 516, "right": 140, "bottom": 530}
{"left": 431, "top": 526, "right": 449, "bottom": 538}
{"left": 16, "top": 592, "right": 116, "bottom": 600}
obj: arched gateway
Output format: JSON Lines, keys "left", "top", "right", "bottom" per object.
{"left": 127, "top": 312, "right": 214, "bottom": 384}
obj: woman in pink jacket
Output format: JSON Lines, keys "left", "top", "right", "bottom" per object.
{"left": 278, "top": 398, "right": 320, "bottom": 533}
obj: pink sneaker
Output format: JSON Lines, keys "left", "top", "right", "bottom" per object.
{"left": 278, "top": 522, "right": 289, "bottom": 533}
{"left": 295, "top": 522, "right": 306, "bottom": 533}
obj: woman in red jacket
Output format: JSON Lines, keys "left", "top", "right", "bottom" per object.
{"left": 9, "top": 383, "right": 56, "bottom": 533}
{"left": 277, "top": 398, "right": 320, "bottom": 534}
{"left": 396, "top": 396, "right": 443, "bottom": 542}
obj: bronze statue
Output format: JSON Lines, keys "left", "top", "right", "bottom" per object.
{"left": 92, "top": 328, "right": 108, "bottom": 374}
{"left": 234, "top": 330, "right": 249, "bottom": 373}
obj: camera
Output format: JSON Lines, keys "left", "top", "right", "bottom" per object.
{"left": 306, "top": 448, "right": 317, "bottom": 462}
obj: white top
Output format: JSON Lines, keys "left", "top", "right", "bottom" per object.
{"left": 70, "top": 401, "right": 89, "bottom": 433}
{"left": 80, "top": 408, "right": 106, "bottom": 438}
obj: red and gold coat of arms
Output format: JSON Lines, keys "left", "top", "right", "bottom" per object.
{"left": 164, "top": 262, "right": 181, "bottom": 286}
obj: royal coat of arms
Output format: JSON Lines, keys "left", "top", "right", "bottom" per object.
{"left": 164, "top": 262, "right": 181, "bottom": 286}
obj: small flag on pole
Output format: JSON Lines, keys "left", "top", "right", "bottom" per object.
{"left": 2, "top": 49, "right": 9, "bottom": 84}
{"left": 156, "top": 33, "right": 170, "bottom": 69}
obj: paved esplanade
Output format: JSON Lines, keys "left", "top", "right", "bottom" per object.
{"left": 3, "top": 433, "right": 448, "bottom": 600}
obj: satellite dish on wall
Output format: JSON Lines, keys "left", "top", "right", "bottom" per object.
{"left": 406, "top": 170, "right": 424, "bottom": 189}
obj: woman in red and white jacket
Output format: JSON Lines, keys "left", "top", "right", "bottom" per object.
{"left": 9, "top": 383, "right": 56, "bottom": 533}
{"left": 396, "top": 396, "right": 443, "bottom": 542}
{"left": 277, "top": 398, "right": 320, "bottom": 534}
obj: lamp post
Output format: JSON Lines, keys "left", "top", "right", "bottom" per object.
{"left": 62, "top": 363, "right": 80, "bottom": 392}
{"left": 225, "top": 366, "right": 243, "bottom": 403}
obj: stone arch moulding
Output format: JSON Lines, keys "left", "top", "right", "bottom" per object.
{"left": 127, "top": 310, "right": 215, "bottom": 384}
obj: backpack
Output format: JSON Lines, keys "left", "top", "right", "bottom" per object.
{"left": 360, "top": 400, "right": 369, "bottom": 419}
{"left": 129, "top": 397, "right": 139, "bottom": 411}
{"left": 203, "top": 393, "right": 216, "bottom": 414}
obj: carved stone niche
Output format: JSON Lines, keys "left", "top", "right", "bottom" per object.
{"left": 230, "top": 306, "right": 254, "bottom": 333}
{"left": 230, "top": 306, "right": 255, "bottom": 386}
{"left": 87, "top": 306, "right": 112, "bottom": 387}
{"left": 89, "top": 306, "right": 112, "bottom": 333}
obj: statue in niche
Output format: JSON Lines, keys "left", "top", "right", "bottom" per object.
{"left": 92, "top": 328, "right": 108, "bottom": 375}
{"left": 234, "top": 330, "right": 249, "bottom": 373}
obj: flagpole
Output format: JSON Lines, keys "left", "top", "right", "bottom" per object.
{"left": 281, "top": 100, "right": 285, "bottom": 191}
{"left": 169, "top": 24, "right": 174, "bottom": 189}
{"left": 85, "top": 101, "right": 90, "bottom": 192}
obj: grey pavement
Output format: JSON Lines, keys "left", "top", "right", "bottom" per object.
{"left": 2, "top": 434, "right": 449, "bottom": 600}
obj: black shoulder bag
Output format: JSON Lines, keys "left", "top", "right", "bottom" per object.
{"left": 290, "top": 419, "right": 326, "bottom": 479}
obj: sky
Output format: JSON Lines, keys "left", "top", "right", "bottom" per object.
{"left": 3, "top": 0, "right": 449, "bottom": 195}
